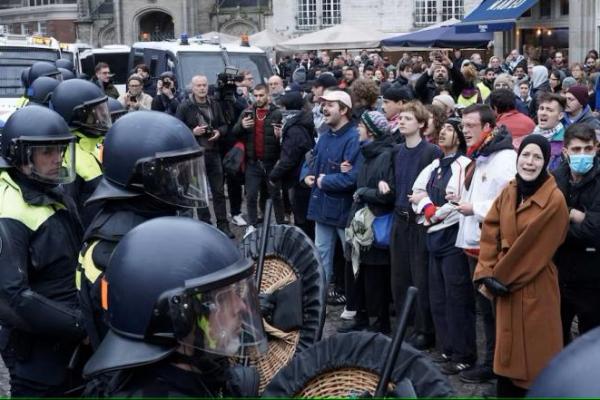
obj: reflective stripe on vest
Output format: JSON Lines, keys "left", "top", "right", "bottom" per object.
{"left": 76, "top": 240, "right": 102, "bottom": 290}
{"left": 0, "top": 171, "right": 62, "bottom": 231}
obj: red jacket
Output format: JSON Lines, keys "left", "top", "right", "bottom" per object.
{"left": 497, "top": 110, "right": 536, "bottom": 149}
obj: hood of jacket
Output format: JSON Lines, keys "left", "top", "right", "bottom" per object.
{"left": 361, "top": 134, "right": 394, "bottom": 160}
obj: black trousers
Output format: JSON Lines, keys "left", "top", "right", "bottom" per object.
{"left": 289, "top": 183, "right": 314, "bottom": 240}
{"left": 389, "top": 217, "right": 433, "bottom": 337}
{"left": 429, "top": 249, "right": 476, "bottom": 363}
{"left": 496, "top": 376, "right": 528, "bottom": 398}
{"left": 198, "top": 151, "right": 228, "bottom": 225}
{"left": 351, "top": 264, "right": 391, "bottom": 322}
{"left": 225, "top": 172, "right": 244, "bottom": 217}
{"left": 245, "top": 161, "right": 284, "bottom": 226}
{"left": 468, "top": 257, "right": 496, "bottom": 366}
{"left": 560, "top": 285, "right": 600, "bottom": 345}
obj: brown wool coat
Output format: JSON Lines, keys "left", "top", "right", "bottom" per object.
{"left": 474, "top": 176, "right": 569, "bottom": 389}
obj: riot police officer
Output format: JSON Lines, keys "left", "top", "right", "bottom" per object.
{"left": 16, "top": 62, "right": 62, "bottom": 109}
{"left": 27, "top": 76, "right": 60, "bottom": 107}
{"left": 77, "top": 110, "right": 209, "bottom": 349}
{"left": 51, "top": 78, "right": 111, "bottom": 227}
{"left": 0, "top": 105, "right": 86, "bottom": 396}
{"left": 83, "top": 217, "right": 266, "bottom": 397}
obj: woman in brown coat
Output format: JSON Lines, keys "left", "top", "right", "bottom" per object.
{"left": 474, "top": 134, "right": 569, "bottom": 397}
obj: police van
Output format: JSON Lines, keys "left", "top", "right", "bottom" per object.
{"left": 0, "top": 33, "right": 61, "bottom": 123}
{"left": 79, "top": 45, "right": 131, "bottom": 95}
{"left": 129, "top": 35, "right": 273, "bottom": 90}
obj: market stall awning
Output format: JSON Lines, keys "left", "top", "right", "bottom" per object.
{"left": 275, "top": 24, "right": 385, "bottom": 51}
{"left": 381, "top": 21, "right": 493, "bottom": 49}
{"left": 455, "top": 0, "right": 540, "bottom": 33}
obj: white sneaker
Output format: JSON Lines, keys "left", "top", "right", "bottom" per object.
{"left": 340, "top": 307, "right": 357, "bottom": 320}
{"left": 232, "top": 213, "right": 248, "bottom": 227}
{"left": 243, "top": 225, "right": 257, "bottom": 239}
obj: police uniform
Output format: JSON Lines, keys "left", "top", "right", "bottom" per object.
{"left": 75, "top": 111, "right": 209, "bottom": 349}
{"left": 0, "top": 106, "right": 85, "bottom": 396}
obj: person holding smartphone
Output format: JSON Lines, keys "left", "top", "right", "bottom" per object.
{"left": 118, "top": 74, "right": 153, "bottom": 112}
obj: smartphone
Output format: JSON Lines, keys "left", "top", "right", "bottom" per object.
{"left": 243, "top": 110, "right": 254, "bottom": 119}
{"left": 449, "top": 201, "right": 460, "bottom": 206}
{"left": 129, "top": 95, "right": 137, "bottom": 102}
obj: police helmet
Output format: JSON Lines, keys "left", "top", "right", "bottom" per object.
{"left": 0, "top": 105, "right": 76, "bottom": 184}
{"left": 528, "top": 327, "right": 600, "bottom": 397}
{"left": 106, "top": 97, "right": 127, "bottom": 123}
{"left": 51, "top": 79, "right": 110, "bottom": 136}
{"left": 83, "top": 217, "right": 266, "bottom": 377}
{"left": 55, "top": 58, "right": 75, "bottom": 73}
{"left": 86, "top": 110, "right": 209, "bottom": 208}
{"left": 58, "top": 67, "right": 76, "bottom": 81}
{"left": 20, "top": 68, "right": 31, "bottom": 91}
{"left": 27, "top": 77, "right": 60, "bottom": 106}
{"left": 27, "top": 61, "right": 62, "bottom": 87}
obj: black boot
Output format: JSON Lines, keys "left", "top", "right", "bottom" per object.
{"left": 217, "top": 222, "right": 235, "bottom": 239}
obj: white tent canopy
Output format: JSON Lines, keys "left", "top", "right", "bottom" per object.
{"left": 276, "top": 24, "right": 385, "bottom": 51}
{"left": 249, "top": 29, "right": 287, "bottom": 49}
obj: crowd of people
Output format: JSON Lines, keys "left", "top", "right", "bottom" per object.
{"left": 3, "top": 44, "right": 600, "bottom": 397}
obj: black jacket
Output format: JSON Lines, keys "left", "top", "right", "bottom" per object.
{"left": 269, "top": 110, "right": 315, "bottom": 187}
{"left": 0, "top": 171, "right": 85, "bottom": 386}
{"left": 175, "top": 95, "right": 228, "bottom": 152}
{"left": 553, "top": 160, "right": 600, "bottom": 287}
{"left": 233, "top": 103, "right": 282, "bottom": 163}
{"left": 151, "top": 92, "right": 181, "bottom": 115}
{"left": 345, "top": 136, "right": 395, "bottom": 266}
{"left": 415, "top": 65, "right": 466, "bottom": 104}
{"left": 91, "top": 77, "right": 119, "bottom": 99}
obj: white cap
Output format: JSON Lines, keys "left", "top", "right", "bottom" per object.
{"left": 319, "top": 90, "right": 352, "bottom": 109}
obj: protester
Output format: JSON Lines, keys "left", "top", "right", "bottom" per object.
{"left": 529, "top": 65, "right": 551, "bottom": 118}
{"left": 311, "top": 74, "right": 339, "bottom": 137}
{"left": 382, "top": 86, "right": 413, "bottom": 142}
{"left": 553, "top": 124, "right": 600, "bottom": 344}
{"left": 415, "top": 54, "right": 466, "bottom": 104}
{"left": 548, "top": 70, "right": 564, "bottom": 94}
{"left": 151, "top": 71, "right": 180, "bottom": 115}
{"left": 118, "top": 74, "right": 153, "bottom": 112}
{"left": 474, "top": 134, "right": 569, "bottom": 396}
{"left": 341, "top": 111, "right": 394, "bottom": 335}
{"left": 411, "top": 118, "right": 476, "bottom": 374}
{"left": 532, "top": 92, "right": 566, "bottom": 171}
{"left": 175, "top": 75, "right": 234, "bottom": 238}
{"left": 234, "top": 83, "right": 285, "bottom": 233}
{"left": 381, "top": 100, "right": 442, "bottom": 350}
{"left": 303, "top": 90, "right": 361, "bottom": 290}
{"left": 492, "top": 73, "right": 530, "bottom": 115}
{"left": 92, "top": 62, "right": 119, "bottom": 99}
{"left": 134, "top": 63, "right": 156, "bottom": 97}
{"left": 269, "top": 91, "right": 315, "bottom": 238}
{"left": 432, "top": 94, "right": 457, "bottom": 118}
{"left": 453, "top": 104, "right": 516, "bottom": 384}
{"left": 490, "top": 89, "right": 535, "bottom": 149}
{"left": 268, "top": 75, "right": 286, "bottom": 106}
{"left": 350, "top": 78, "right": 380, "bottom": 120}
{"left": 457, "top": 61, "right": 490, "bottom": 107}
{"left": 424, "top": 104, "right": 446, "bottom": 144}
{"left": 563, "top": 85, "right": 600, "bottom": 133}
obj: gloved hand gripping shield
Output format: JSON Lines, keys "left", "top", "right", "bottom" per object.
{"left": 166, "top": 260, "right": 267, "bottom": 358}
{"left": 134, "top": 148, "right": 210, "bottom": 209}
{"left": 9, "top": 135, "right": 76, "bottom": 184}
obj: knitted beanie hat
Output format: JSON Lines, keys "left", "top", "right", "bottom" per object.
{"left": 360, "top": 111, "right": 389, "bottom": 137}
{"left": 567, "top": 85, "right": 590, "bottom": 107}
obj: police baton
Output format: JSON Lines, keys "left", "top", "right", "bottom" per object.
{"left": 374, "top": 286, "right": 418, "bottom": 397}
{"left": 255, "top": 199, "right": 273, "bottom": 289}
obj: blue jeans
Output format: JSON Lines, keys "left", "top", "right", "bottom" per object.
{"left": 314, "top": 222, "right": 345, "bottom": 284}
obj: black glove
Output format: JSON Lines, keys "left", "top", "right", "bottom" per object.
{"left": 353, "top": 187, "right": 368, "bottom": 202}
{"left": 480, "top": 277, "right": 509, "bottom": 297}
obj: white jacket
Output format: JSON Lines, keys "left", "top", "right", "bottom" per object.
{"left": 455, "top": 148, "right": 517, "bottom": 249}
{"left": 412, "top": 155, "right": 472, "bottom": 233}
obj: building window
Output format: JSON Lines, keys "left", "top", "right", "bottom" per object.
{"left": 539, "top": 0, "right": 551, "bottom": 18}
{"left": 297, "top": 0, "right": 317, "bottom": 29}
{"left": 560, "top": 0, "right": 568, "bottom": 16}
{"left": 322, "top": 0, "right": 341, "bottom": 26}
{"left": 415, "top": 0, "right": 463, "bottom": 27}
{"left": 37, "top": 21, "right": 47, "bottom": 35}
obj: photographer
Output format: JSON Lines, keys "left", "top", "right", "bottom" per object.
{"left": 175, "top": 74, "right": 234, "bottom": 238}
{"left": 118, "top": 74, "right": 153, "bottom": 112}
{"left": 151, "top": 71, "right": 181, "bottom": 115}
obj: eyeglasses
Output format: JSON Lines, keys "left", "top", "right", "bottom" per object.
{"left": 128, "top": 84, "right": 142, "bottom": 88}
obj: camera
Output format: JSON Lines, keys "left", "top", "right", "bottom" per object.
{"left": 216, "top": 66, "right": 244, "bottom": 102}
{"left": 162, "top": 80, "right": 171, "bottom": 89}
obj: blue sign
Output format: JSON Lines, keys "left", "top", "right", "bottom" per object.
{"left": 455, "top": 0, "right": 539, "bottom": 33}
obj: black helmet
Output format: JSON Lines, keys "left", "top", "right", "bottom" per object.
{"left": 83, "top": 217, "right": 266, "bottom": 377}
{"left": 58, "top": 67, "right": 76, "bottom": 81}
{"left": 528, "top": 327, "right": 600, "bottom": 397}
{"left": 27, "top": 61, "right": 62, "bottom": 87}
{"left": 0, "top": 105, "right": 76, "bottom": 184}
{"left": 20, "top": 68, "right": 31, "bottom": 91}
{"left": 106, "top": 97, "right": 127, "bottom": 123}
{"left": 55, "top": 58, "right": 75, "bottom": 73}
{"left": 86, "top": 110, "right": 209, "bottom": 208}
{"left": 51, "top": 79, "right": 110, "bottom": 136}
{"left": 27, "top": 77, "right": 60, "bottom": 106}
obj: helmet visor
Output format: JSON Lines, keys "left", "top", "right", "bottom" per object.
{"left": 171, "top": 275, "right": 267, "bottom": 358}
{"left": 76, "top": 100, "right": 112, "bottom": 135}
{"left": 18, "top": 139, "right": 76, "bottom": 184}
{"left": 139, "top": 149, "right": 209, "bottom": 208}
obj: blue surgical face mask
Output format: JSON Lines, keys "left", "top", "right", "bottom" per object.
{"left": 569, "top": 154, "right": 595, "bottom": 174}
